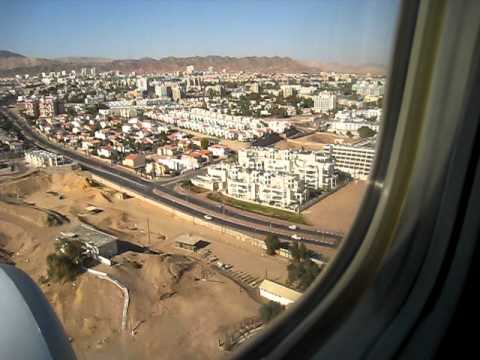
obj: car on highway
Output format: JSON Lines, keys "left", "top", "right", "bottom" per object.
{"left": 288, "top": 225, "right": 297, "bottom": 230}
{"left": 203, "top": 215, "right": 212, "bottom": 220}
{"left": 291, "top": 234, "right": 302, "bottom": 241}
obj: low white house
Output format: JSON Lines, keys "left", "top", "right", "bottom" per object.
{"left": 258, "top": 279, "right": 302, "bottom": 306}
{"left": 208, "top": 144, "right": 230, "bottom": 158}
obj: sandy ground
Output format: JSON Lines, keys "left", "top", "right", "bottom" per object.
{"left": 170, "top": 127, "right": 250, "bottom": 152}
{"left": 275, "top": 132, "right": 356, "bottom": 151}
{"left": 303, "top": 181, "right": 368, "bottom": 234}
{"left": 0, "top": 168, "right": 291, "bottom": 359}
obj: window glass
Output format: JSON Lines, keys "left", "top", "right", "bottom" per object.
{"left": 0, "top": 0, "right": 400, "bottom": 358}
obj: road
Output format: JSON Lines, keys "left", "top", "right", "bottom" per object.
{"left": 0, "top": 107, "right": 342, "bottom": 248}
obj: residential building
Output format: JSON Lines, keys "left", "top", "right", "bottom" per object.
{"left": 25, "top": 150, "right": 66, "bottom": 167}
{"left": 171, "top": 85, "right": 182, "bottom": 102}
{"left": 327, "top": 143, "right": 376, "bottom": 180}
{"left": 192, "top": 147, "right": 336, "bottom": 210}
{"left": 237, "top": 147, "right": 336, "bottom": 190}
{"left": 313, "top": 91, "right": 337, "bottom": 113}
{"left": 136, "top": 77, "right": 149, "bottom": 92}
{"left": 39, "top": 96, "right": 63, "bottom": 118}
{"left": 24, "top": 98, "right": 39, "bottom": 118}
{"left": 122, "top": 153, "right": 146, "bottom": 169}
{"left": 208, "top": 144, "right": 230, "bottom": 158}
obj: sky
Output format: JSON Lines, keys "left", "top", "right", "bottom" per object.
{"left": 0, "top": 0, "right": 400, "bottom": 65}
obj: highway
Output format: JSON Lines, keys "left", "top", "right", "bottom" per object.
{"left": 0, "top": 107, "right": 342, "bottom": 248}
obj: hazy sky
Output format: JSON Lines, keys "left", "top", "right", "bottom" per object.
{"left": 0, "top": 0, "right": 400, "bottom": 65}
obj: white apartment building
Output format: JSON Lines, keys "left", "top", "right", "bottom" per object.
{"left": 192, "top": 147, "right": 336, "bottom": 211}
{"left": 353, "top": 80, "right": 385, "bottom": 97}
{"left": 25, "top": 150, "right": 66, "bottom": 168}
{"left": 328, "top": 121, "right": 380, "bottom": 135}
{"left": 281, "top": 85, "right": 300, "bottom": 97}
{"left": 224, "top": 165, "right": 307, "bottom": 210}
{"left": 313, "top": 91, "right": 337, "bottom": 113}
{"left": 152, "top": 108, "right": 271, "bottom": 141}
{"left": 328, "top": 109, "right": 381, "bottom": 135}
{"left": 327, "top": 143, "right": 376, "bottom": 180}
{"left": 136, "top": 77, "right": 149, "bottom": 92}
{"left": 238, "top": 147, "right": 336, "bottom": 190}
{"left": 39, "top": 96, "right": 63, "bottom": 118}
{"left": 154, "top": 84, "right": 170, "bottom": 97}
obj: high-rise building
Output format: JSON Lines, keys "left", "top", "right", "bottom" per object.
{"left": 281, "top": 85, "right": 297, "bottom": 98}
{"left": 327, "top": 143, "right": 375, "bottom": 180}
{"left": 249, "top": 83, "right": 260, "bottom": 93}
{"left": 39, "top": 97, "right": 63, "bottom": 118}
{"left": 136, "top": 77, "right": 150, "bottom": 92}
{"left": 314, "top": 91, "right": 337, "bottom": 113}
{"left": 25, "top": 98, "right": 39, "bottom": 118}
{"left": 155, "top": 84, "right": 171, "bottom": 97}
{"left": 171, "top": 86, "right": 182, "bottom": 102}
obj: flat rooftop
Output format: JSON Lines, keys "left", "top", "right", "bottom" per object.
{"left": 174, "top": 234, "right": 203, "bottom": 246}
{"left": 259, "top": 279, "right": 302, "bottom": 302}
{"left": 64, "top": 224, "right": 117, "bottom": 247}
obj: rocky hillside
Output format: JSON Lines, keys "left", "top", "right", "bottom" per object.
{"left": 0, "top": 50, "right": 26, "bottom": 58}
{"left": 0, "top": 52, "right": 319, "bottom": 76}
{"left": 0, "top": 50, "right": 386, "bottom": 76}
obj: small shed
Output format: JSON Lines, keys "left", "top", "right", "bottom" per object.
{"left": 175, "top": 234, "right": 203, "bottom": 252}
{"left": 258, "top": 279, "right": 302, "bottom": 306}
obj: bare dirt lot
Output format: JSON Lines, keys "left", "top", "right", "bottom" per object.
{"left": 303, "top": 181, "right": 368, "bottom": 234}
{"left": 275, "top": 132, "right": 356, "bottom": 151}
{"left": 0, "top": 168, "right": 290, "bottom": 359}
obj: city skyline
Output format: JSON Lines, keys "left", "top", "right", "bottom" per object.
{"left": 1, "top": 0, "right": 399, "bottom": 66}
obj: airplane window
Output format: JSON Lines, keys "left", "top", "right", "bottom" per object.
{"left": 0, "top": 1, "right": 401, "bottom": 359}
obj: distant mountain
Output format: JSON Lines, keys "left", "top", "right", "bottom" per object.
{"left": 0, "top": 51, "right": 385, "bottom": 76}
{"left": 300, "top": 60, "right": 387, "bottom": 75}
{"left": 0, "top": 53, "right": 319, "bottom": 76}
{"left": 0, "top": 50, "right": 26, "bottom": 58}
{"left": 54, "top": 57, "right": 113, "bottom": 64}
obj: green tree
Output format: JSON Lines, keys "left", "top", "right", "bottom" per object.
{"left": 46, "top": 239, "right": 86, "bottom": 283}
{"left": 346, "top": 131, "right": 354, "bottom": 138}
{"left": 86, "top": 105, "right": 98, "bottom": 117}
{"left": 46, "top": 253, "right": 80, "bottom": 283}
{"left": 287, "top": 240, "right": 320, "bottom": 291}
{"left": 259, "top": 301, "right": 284, "bottom": 323}
{"left": 207, "top": 89, "right": 217, "bottom": 98}
{"left": 238, "top": 96, "right": 251, "bottom": 116}
{"left": 67, "top": 108, "right": 77, "bottom": 117}
{"left": 200, "top": 138, "right": 210, "bottom": 150}
{"left": 290, "top": 240, "right": 300, "bottom": 262}
{"left": 265, "top": 233, "right": 280, "bottom": 255}
{"left": 271, "top": 105, "right": 288, "bottom": 118}
{"left": 54, "top": 239, "right": 85, "bottom": 265}
{"left": 358, "top": 126, "right": 376, "bottom": 138}
{"left": 298, "top": 242, "right": 308, "bottom": 260}
{"left": 302, "top": 98, "right": 314, "bottom": 108}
